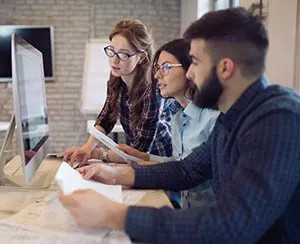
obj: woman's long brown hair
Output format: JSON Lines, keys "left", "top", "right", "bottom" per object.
{"left": 107, "top": 19, "right": 154, "bottom": 127}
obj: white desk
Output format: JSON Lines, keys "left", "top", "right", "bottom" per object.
{"left": 0, "top": 122, "right": 9, "bottom": 132}
{"left": 0, "top": 157, "right": 172, "bottom": 243}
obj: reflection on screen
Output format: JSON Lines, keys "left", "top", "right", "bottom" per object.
{"left": 15, "top": 44, "right": 49, "bottom": 164}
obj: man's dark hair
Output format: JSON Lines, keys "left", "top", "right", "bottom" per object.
{"left": 183, "top": 6, "right": 269, "bottom": 77}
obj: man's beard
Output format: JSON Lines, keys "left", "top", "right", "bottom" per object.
{"left": 192, "top": 66, "right": 223, "bottom": 109}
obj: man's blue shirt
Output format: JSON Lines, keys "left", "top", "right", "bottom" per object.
{"left": 125, "top": 78, "right": 300, "bottom": 243}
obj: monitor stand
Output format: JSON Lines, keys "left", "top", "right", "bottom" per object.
{"left": 0, "top": 115, "right": 59, "bottom": 189}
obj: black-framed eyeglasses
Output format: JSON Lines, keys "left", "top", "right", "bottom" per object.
{"left": 153, "top": 63, "right": 182, "bottom": 76}
{"left": 104, "top": 46, "right": 140, "bottom": 61}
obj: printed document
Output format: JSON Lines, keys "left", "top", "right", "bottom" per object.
{"left": 55, "top": 161, "right": 123, "bottom": 202}
{"left": 89, "top": 127, "right": 142, "bottom": 163}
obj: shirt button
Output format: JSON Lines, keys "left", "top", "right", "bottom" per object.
{"left": 183, "top": 123, "right": 186, "bottom": 126}
{"left": 183, "top": 114, "right": 186, "bottom": 117}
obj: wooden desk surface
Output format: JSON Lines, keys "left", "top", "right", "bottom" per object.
{"left": 0, "top": 157, "right": 172, "bottom": 243}
{"left": 0, "top": 157, "right": 172, "bottom": 219}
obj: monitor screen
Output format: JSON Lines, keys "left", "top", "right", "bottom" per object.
{"left": 0, "top": 25, "right": 54, "bottom": 82}
{"left": 12, "top": 33, "right": 50, "bottom": 183}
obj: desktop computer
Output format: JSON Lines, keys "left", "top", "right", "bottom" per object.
{"left": 0, "top": 33, "right": 60, "bottom": 188}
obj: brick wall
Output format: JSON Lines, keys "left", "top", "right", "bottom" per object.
{"left": 0, "top": 0, "right": 180, "bottom": 153}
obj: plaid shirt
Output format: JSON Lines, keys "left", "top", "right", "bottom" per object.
{"left": 125, "top": 78, "right": 300, "bottom": 243}
{"left": 95, "top": 79, "right": 172, "bottom": 156}
{"left": 148, "top": 97, "right": 175, "bottom": 157}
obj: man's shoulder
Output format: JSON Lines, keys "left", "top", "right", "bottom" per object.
{"left": 236, "top": 85, "right": 300, "bottom": 133}
{"left": 252, "top": 85, "right": 300, "bottom": 115}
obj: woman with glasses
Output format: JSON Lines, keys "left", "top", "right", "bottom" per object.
{"left": 90, "top": 39, "right": 219, "bottom": 208}
{"left": 62, "top": 19, "right": 172, "bottom": 164}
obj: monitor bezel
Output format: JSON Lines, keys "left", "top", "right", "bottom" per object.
{"left": 0, "top": 25, "right": 55, "bottom": 82}
{"left": 11, "top": 32, "right": 50, "bottom": 183}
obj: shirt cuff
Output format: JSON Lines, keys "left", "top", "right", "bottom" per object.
{"left": 134, "top": 166, "right": 154, "bottom": 188}
{"left": 125, "top": 206, "right": 157, "bottom": 243}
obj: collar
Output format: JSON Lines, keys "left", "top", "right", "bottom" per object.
{"left": 168, "top": 99, "right": 182, "bottom": 115}
{"left": 182, "top": 101, "right": 202, "bottom": 120}
{"left": 218, "top": 77, "right": 269, "bottom": 130}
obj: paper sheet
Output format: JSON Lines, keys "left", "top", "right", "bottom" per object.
{"left": 4, "top": 192, "right": 131, "bottom": 243}
{"left": 89, "top": 127, "right": 142, "bottom": 163}
{"left": 55, "top": 162, "right": 122, "bottom": 203}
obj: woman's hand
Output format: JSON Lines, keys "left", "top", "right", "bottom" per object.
{"left": 117, "top": 144, "right": 149, "bottom": 161}
{"left": 61, "top": 146, "right": 92, "bottom": 167}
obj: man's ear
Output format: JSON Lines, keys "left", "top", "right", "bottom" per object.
{"left": 217, "top": 58, "right": 235, "bottom": 80}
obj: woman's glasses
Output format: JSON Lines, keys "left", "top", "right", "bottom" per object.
{"left": 104, "top": 46, "right": 140, "bottom": 61}
{"left": 153, "top": 63, "right": 182, "bottom": 76}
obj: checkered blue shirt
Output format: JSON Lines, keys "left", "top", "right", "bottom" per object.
{"left": 148, "top": 96, "right": 174, "bottom": 157}
{"left": 125, "top": 78, "right": 300, "bottom": 243}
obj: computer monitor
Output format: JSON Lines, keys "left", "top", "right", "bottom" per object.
{"left": 0, "top": 33, "right": 57, "bottom": 188}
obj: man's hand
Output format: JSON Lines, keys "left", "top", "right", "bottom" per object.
{"left": 59, "top": 189, "right": 128, "bottom": 230}
{"left": 78, "top": 163, "right": 118, "bottom": 185}
{"left": 79, "top": 163, "right": 136, "bottom": 186}
{"left": 118, "top": 144, "right": 149, "bottom": 161}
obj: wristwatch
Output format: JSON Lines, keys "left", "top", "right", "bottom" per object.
{"left": 101, "top": 149, "right": 109, "bottom": 162}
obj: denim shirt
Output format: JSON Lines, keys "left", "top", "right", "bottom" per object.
{"left": 171, "top": 102, "right": 219, "bottom": 208}
{"left": 149, "top": 101, "right": 219, "bottom": 207}
{"left": 171, "top": 102, "right": 219, "bottom": 160}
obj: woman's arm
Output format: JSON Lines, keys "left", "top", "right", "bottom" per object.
{"left": 94, "top": 80, "right": 118, "bottom": 134}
